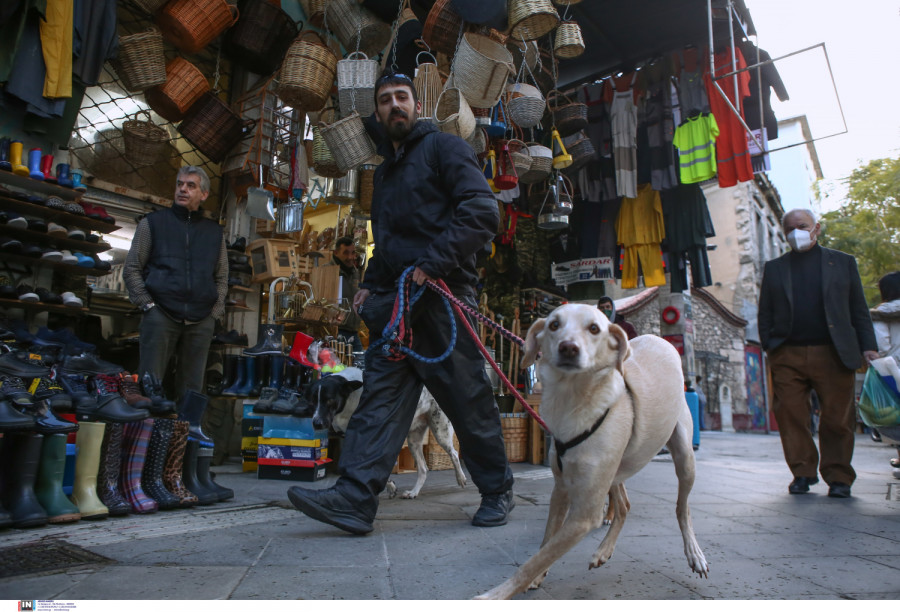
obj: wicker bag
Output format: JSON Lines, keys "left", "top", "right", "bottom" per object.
{"left": 156, "top": 0, "right": 239, "bottom": 54}
{"left": 508, "top": 0, "right": 560, "bottom": 42}
{"left": 144, "top": 57, "right": 210, "bottom": 122}
{"left": 433, "top": 87, "right": 475, "bottom": 139}
{"left": 451, "top": 33, "right": 514, "bottom": 109}
{"left": 548, "top": 90, "right": 588, "bottom": 136}
{"left": 325, "top": 0, "right": 391, "bottom": 58}
{"left": 123, "top": 111, "right": 168, "bottom": 166}
{"left": 311, "top": 124, "right": 346, "bottom": 178}
{"left": 299, "top": 0, "right": 327, "bottom": 27}
{"left": 319, "top": 112, "right": 377, "bottom": 173}
{"left": 337, "top": 52, "right": 380, "bottom": 118}
{"left": 112, "top": 27, "right": 166, "bottom": 92}
{"left": 422, "top": 0, "right": 464, "bottom": 57}
{"left": 520, "top": 142, "right": 552, "bottom": 183}
{"left": 278, "top": 31, "right": 338, "bottom": 113}
{"left": 224, "top": 0, "right": 300, "bottom": 76}
{"left": 506, "top": 82, "right": 545, "bottom": 128}
{"left": 414, "top": 52, "right": 443, "bottom": 122}
{"left": 554, "top": 20, "right": 585, "bottom": 59}
{"left": 177, "top": 92, "right": 256, "bottom": 163}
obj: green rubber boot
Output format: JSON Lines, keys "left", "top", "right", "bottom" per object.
{"left": 35, "top": 434, "right": 81, "bottom": 523}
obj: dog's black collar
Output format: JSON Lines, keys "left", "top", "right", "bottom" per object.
{"left": 554, "top": 411, "right": 608, "bottom": 472}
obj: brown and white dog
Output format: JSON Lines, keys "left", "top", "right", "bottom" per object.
{"left": 477, "top": 304, "right": 708, "bottom": 599}
{"left": 306, "top": 367, "right": 467, "bottom": 499}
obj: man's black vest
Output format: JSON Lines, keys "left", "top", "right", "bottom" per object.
{"left": 143, "top": 205, "right": 222, "bottom": 322}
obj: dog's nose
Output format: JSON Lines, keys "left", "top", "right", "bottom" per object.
{"left": 558, "top": 341, "right": 580, "bottom": 360}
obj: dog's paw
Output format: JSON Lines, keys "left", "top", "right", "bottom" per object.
{"left": 400, "top": 490, "right": 419, "bottom": 499}
{"left": 589, "top": 549, "right": 613, "bottom": 569}
{"left": 527, "top": 571, "right": 548, "bottom": 590}
{"left": 602, "top": 518, "right": 612, "bottom": 526}
{"left": 689, "top": 555, "right": 709, "bottom": 578}
{"left": 385, "top": 480, "right": 397, "bottom": 499}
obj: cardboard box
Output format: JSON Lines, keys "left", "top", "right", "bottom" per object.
{"left": 242, "top": 416, "right": 264, "bottom": 437}
{"left": 258, "top": 436, "right": 327, "bottom": 448}
{"left": 241, "top": 436, "right": 259, "bottom": 472}
{"left": 257, "top": 443, "right": 325, "bottom": 461}
{"left": 257, "top": 455, "right": 327, "bottom": 467}
{"left": 257, "top": 458, "right": 332, "bottom": 482}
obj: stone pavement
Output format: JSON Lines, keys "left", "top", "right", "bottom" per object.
{"left": 1, "top": 431, "right": 898, "bottom": 600}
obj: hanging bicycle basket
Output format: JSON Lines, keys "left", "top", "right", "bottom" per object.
{"left": 156, "top": 0, "right": 239, "bottom": 54}
{"left": 144, "top": 57, "right": 210, "bottom": 122}
{"left": 123, "top": 110, "right": 169, "bottom": 167}
{"left": 299, "top": 0, "right": 328, "bottom": 28}
{"left": 337, "top": 52, "right": 380, "bottom": 118}
{"left": 277, "top": 31, "right": 338, "bottom": 113}
{"left": 508, "top": 138, "right": 532, "bottom": 177}
{"left": 112, "top": 27, "right": 166, "bottom": 92}
{"left": 562, "top": 134, "right": 596, "bottom": 174}
{"left": 224, "top": 0, "right": 300, "bottom": 76}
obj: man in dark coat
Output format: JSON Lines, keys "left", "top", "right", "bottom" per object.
{"left": 758, "top": 208, "right": 878, "bottom": 498}
{"left": 287, "top": 73, "right": 513, "bottom": 534}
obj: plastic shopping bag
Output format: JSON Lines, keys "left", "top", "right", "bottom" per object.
{"left": 858, "top": 367, "right": 900, "bottom": 428}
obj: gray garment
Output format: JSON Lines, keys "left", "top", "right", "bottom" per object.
{"left": 123, "top": 215, "right": 229, "bottom": 321}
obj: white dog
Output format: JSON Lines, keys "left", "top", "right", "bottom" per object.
{"left": 477, "top": 304, "right": 708, "bottom": 599}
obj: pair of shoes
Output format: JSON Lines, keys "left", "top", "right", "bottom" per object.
{"left": 827, "top": 482, "right": 852, "bottom": 498}
{"left": 287, "top": 486, "right": 374, "bottom": 535}
{"left": 472, "top": 489, "right": 515, "bottom": 527}
{"left": 788, "top": 476, "right": 819, "bottom": 494}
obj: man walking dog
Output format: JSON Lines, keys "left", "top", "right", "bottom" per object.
{"left": 287, "top": 73, "right": 514, "bottom": 534}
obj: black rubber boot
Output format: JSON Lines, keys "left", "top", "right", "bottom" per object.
{"left": 177, "top": 390, "right": 214, "bottom": 447}
{"left": 141, "top": 418, "right": 181, "bottom": 510}
{"left": 195, "top": 445, "right": 234, "bottom": 501}
{"left": 250, "top": 355, "right": 268, "bottom": 397}
{"left": 213, "top": 354, "right": 238, "bottom": 396}
{"left": 221, "top": 356, "right": 246, "bottom": 396}
{"left": 1, "top": 432, "right": 49, "bottom": 528}
{"left": 269, "top": 355, "right": 285, "bottom": 389}
{"left": 97, "top": 423, "right": 132, "bottom": 516}
{"left": 181, "top": 439, "right": 218, "bottom": 505}
{"left": 244, "top": 324, "right": 284, "bottom": 356}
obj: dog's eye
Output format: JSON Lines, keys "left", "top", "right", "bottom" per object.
{"left": 589, "top": 323, "right": 600, "bottom": 335}
{"left": 548, "top": 320, "right": 559, "bottom": 331}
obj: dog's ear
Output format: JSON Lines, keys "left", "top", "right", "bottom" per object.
{"left": 346, "top": 379, "right": 363, "bottom": 391}
{"left": 607, "top": 324, "right": 632, "bottom": 376}
{"left": 521, "top": 318, "right": 546, "bottom": 368}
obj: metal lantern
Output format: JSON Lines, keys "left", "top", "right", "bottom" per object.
{"left": 276, "top": 199, "right": 305, "bottom": 234}
{"left": 333, "top": 167, "right": 359, "bottom": 203}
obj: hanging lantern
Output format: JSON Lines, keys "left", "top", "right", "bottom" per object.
{"left": 486, "top": 102, "right": 508, "bottom": 138}
{"left": 552, "top": 172, "right": 573, "bottom": 215}
{"left": 536, "top": 177, "right": 568, "bottom": 230}
{"left": 276, "top": 199, "right": 305, "bottom": 234}
{"left": 551, "top": 127, "right": 572, "bottom": 169}
{"left": 482, "top": 149, "right": 500, "bottom": 193}
{"left": 493, "top": 142, "right": 519, "bottom": 190}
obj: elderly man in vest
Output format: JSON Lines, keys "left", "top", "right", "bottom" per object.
{"left": 124, "top": 166, "right": 228, "bottom": 402}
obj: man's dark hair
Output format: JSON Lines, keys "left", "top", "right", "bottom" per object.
{"left": 374, "top": 72, "right": 418, "bottom": 105}
{"left": 597, "top": 296, "right": 613, "bottom": 307}
{"left": 335, "top": 236, "right": 354, "bottom": 250}
{"left": 878, "top": 271, "right": 900, "bottom": 302}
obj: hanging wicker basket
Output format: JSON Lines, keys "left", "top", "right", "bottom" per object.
{"left": 156, "top": 0, "right": 239, "bottom": 54}
{"left": 325, "top": 0, "right": 392, "bottom": 58}
{"left": 548, "top": 90, "right": 588, "bottom": 136}
{"left": 123, "top": 110, "right": 169, "bottom": 166}
{"left": 132, "top": 0, "right": 168, "bottom": 14}
{"left": 224, "top": 0, "right": 300, "bottom": 76}
{"left": 311, "top": 125, "right": 346, "bottom": 178}
{"left": 414, "top": 52, "right": 443, "bottom": 122}
{"left": 177, "top": 92, "right": 256, "bottom": 163}
{"left": 299, "top": 0, "right": 328, "bottom": 28}
{"left": 465, "top": 126, "right": 488, "bottom": 156}
{"left": 319, "top": 111, "right": 377, "bottom": 173}
{"left": 506, "top": 82, "right": 545, "bottom": 128}
{"left": 562, "top": 135, "right": 596, "bottom": 174}
{"left": 144, "top": 57, "right": 210, "bottom": 122}
{"left": 422, "top": 0, "right": 464, "bottom": 57}
{"left": 508, "top": 0, "right": 560, "bottom": 42}
{"left": 277, "top": 31, "right": 338, "bottom": 113}
{"left": 337, "top": 52, "right": 380, "bottom": 118}
{"left": 112, "top": 27, "right": 167, "bottom": 93}
{"left": 508, "top": 138, "right": 532, "bottom": 177}
{"left": 554, "top": 20, "right": 585, "bottom": 59}
{"left": 520, "top": 142, "right": 552, "bottom": 183}
{"left": 433, "top": 87, "right": 475, "bottom": 139}
{"left": 356, "top": 163, "right": 378, "bottom": 219}
{"left": 452, "top": 33, "right": 515, "bottom": 109}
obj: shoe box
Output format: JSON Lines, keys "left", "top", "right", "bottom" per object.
{"left": 241, "top": 403, "right": 264, "bottom": 437}
{"left": 257, "top": 436, "right": 328, "bottom": 462}
{"left": 260, "top": 412, "right": 329, "bottom": 441}
{"left": 257, "top": 458, "right": 331, "bottom": 482}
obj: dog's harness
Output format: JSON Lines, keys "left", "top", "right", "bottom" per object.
{"left": 554, "top": 411, "right": 609, "bottom": 472}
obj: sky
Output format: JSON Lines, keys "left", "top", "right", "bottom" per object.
{"left": 742, "top": 0, "right": 900, "bottom": 209}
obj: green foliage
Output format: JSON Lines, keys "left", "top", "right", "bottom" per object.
{"left": 819, "top": 156, "right": 900, "bottom": 305}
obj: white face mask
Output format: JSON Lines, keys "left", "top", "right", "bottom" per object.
{"left": 787, "top": 228, "right": 813, "bottom": 252}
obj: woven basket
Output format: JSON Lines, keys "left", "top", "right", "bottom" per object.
{"left": 554, "top": 20, "right": 584, "bottom": 59}
{"left": 465, "top": 126, "right": 488, "bottom": 155}
{"left": 562, "top": 135, "right": 596, "bottom": 174}
{"left": 508, "top": 38, "right": 540, "bottom": 73}
{"left": 424, "top": 430, "right": 460, "bottom": 470}
{"left": 123, "top": 110, "right": 168, "bottom": 166}
{"left": 414, "top": 52, "right": 443, "bottom": 121}
{"left": 500, "top": 413, "right": 528, "bottom": 462}
{"left": 319, "top": 111, "right": 377, "bottom": 173}
{"left": 356, "top": 163, "right": 377, "bottom": 218}
{"left": 277, "top": 31, "right": 338, "bottom": 113}
{"left": 132, "top": 0, "right": 168, "bottom": 14}
{"left": 508, "top": 138, "right": 532, "bottom": 176}
{"left": 506, "top": 82, "right": 545, "bottom": 128}
{"left": 299, "top": 0, "right": 327, "bottom": 27}
{"left": 144, "top": 57, "right": 210, "bottom": 122}
{"left": 520, "top": 142, "right": 552, "bottom": 183}
{"left": 311, "top": 115, "right": 347, "bottom": 178}
{"left": 337, "top": 52, "right": 380, "bottom": 118}
{"left": 452, "top": 33, "right": 514, "bottom": 109}
{"left": 508, "top": 0, "right": 559, "bottom": 42}
{"left": 156, "top": 0, "right": 239, "bottom": 55}
{"left": 421, "top": 0, "right": 463, "bottom": 57}
{"left": 433, "top": 87, "right": 475, "bottom": 139}
{"left": 224, "top": 0, "right": 300, "bottom": 76}
{"left": 548, "top": 90, "right": 588, "bottom": 136}
{"left": 177, "top": 92, "right": 256, "bottom": 163}
{"left": 325, "top": 0, "right": 391, "bottom": 58}
{"left": 112, "top": 27, "right": 166, "bottom": 92}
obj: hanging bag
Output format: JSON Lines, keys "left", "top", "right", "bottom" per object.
{"left": 859, "top": 367, "right": 900, "bottom": 428}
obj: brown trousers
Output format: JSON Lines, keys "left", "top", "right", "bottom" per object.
{"left": 769, "top": 344, "right": 856, "bottom": 485}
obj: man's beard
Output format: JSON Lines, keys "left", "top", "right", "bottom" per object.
{"left": 385, "top": 108, "right": 416, "bottom": 141}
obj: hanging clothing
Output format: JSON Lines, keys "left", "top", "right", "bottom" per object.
{"left": 597, "top": 197, "right": 621, "bottom": 260}
{"left": 660, "top": 184, "right": 715, "bottom": 292}
{"left": 672, "top": 112, "right": 719, "bottom": 184}
{"left": 642, "top": 69, "right": 678, "bottom": 191}
{"left": 72, "top": 0, "right": 117, "bottom": 86}
{"left": 581, "top": 81, "right": 617, "bottom": 201}
{"left": 0, "top": 0, "right": 45, "bottom": 83}
{"left": 40, "top": 0, "right": 73, "bottom": 98}
{"left": 677, "top": 48, "right": 710, "bottom": 118}
{"left": 609, "top": 74, "right": 639, "bottom": 199}
{"left": 704, "top": 45, "right": 754, "bottom": 188}
{"left": 4, "top": 12, "right": 66, "bottom": 118}
{"left": 740, "top": 43, "right": 789, "bottom": 140}
{"left": 616, "top": 183, "right": 666, "bottom": 289}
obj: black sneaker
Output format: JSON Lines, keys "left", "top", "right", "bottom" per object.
{"left": 141, "top": 372, "right": 176, "bottom": 414}
{"left": 35, "top": 287, "right": 63, "bottom": 305}
{"left": 0, "top": 350, "right": 50, "bottom": 377}
{"left": 0, "top": 374, "right": 35, "bottom": 408}
{"left": 287, "top": 486, "right": 374, "bottom": 535}
{"left": 58, "top": 372, "right": 98, "bottom": 411}
{"left": 60, "top": 352, "right": 124, "bottom": 376}
{"left": 472, "top": 490, "right": 515, "bottom": 527}
{"left": 30, "top": 372, "right": 72, "bottom": 411}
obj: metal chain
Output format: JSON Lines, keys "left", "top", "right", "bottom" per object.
{"left": 389, "top": 0, "right": 406, "bottom": 73}
{"left": 213, "top": 46, "right": 222, "bottom": 93}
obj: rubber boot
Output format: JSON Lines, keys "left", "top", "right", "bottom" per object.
{"left": 28, "top": 148, "right": 44, "bottom": 180}
{"left": 289, "top": 332, "right": 319, "bottom": 368}
{"left": 41, "top": 154, "right": 55, "bottom": 182}
{"left": 214, "top": 353, "right": 238, "bottom": 395}
{"left": 71, "top": 421, "right": 109, "bottom": 520}
{"left": 97, "top": 423, "right": 132, "bottom": 516}
{"left": 182, "top": 439, "right": 218, "bottom": 505}
{"left": 35, "top": 433, "right": 80, "bottom": 523}
{"left": 269, "top": 354, "right": 285, "bottom": 389}
{"left": 1, "top": 432, "right": 49, "bottom": 528}
{"left": 195, "top": 445, "right": 233, "bottom": 501}
{"left": 71, "top": 169, "right": 86, "bottom": 191}
{"left": 10, "top": 140, "right": 29, "bottom": 176}
{"left": 56, "top": 162, "right": 72, "bottom": 187}
{"left": 249, "top": 355, "right": 266, "bottom": 397}
{"left": 244, "top": 324, "right": 284, "bottom": 356}
{"left": 177, "top": 390, "right": 214, "bottom": 448}
{"left": 221, "top": 356, "right": 246, "bottom": 396}
{"left": 163, "top": 420, "right": 198, "bottom": 507}
{"left": 233, "top": 356, "right": 256, "bottom": 396}
{"left": 0, "top": 137, "right": 10, "bottom": 171}
{"left": 119, "top": 418, "right": 158, "bottom": 514}
{"left": 141, "top": 418, "right": 181, "bottom": 510}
